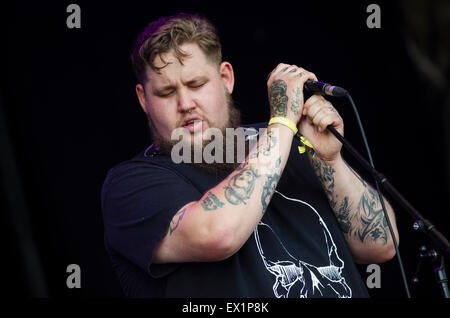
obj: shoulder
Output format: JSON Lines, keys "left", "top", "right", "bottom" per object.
{"left": 101, "top": 146, "right": 187, "bottom": 193}
{"left": 106, "top": 145, "right": 177, "bottom": 176}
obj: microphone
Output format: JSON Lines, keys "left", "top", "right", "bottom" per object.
{"left": 304, "top": 80, "right": 348, "bottom": 97}
{"left": 266, "top": 72, "right": 348, "bottom": 97}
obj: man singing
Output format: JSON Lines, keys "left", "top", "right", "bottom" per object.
{"left": 101, "top": 13, "right": 398, "bottom": 297}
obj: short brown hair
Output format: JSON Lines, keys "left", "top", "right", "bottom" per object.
{"left": 131, "top": 13, "right": 222, "bottom": 84}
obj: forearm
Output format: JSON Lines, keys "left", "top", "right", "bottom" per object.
{"left": 187, "top": 124, "right": 294, "bottom": 257}
{"left": 309, "top": 153, "right": 398, "bottom": 263}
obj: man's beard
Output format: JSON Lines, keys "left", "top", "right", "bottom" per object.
{"left": 147, "top": 90, "right": 243, "bottom": 175}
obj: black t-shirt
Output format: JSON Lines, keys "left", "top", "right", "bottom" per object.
{"left": 101, "top": 123, "right": 369, "bottom": 298}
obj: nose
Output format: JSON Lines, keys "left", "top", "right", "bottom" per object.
{"left": 177, "top": 88, "right": 196, "bottom": 113}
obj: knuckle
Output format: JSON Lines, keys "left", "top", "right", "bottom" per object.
{"left": 322, "top": 116, "right": 332, "bottom": 125}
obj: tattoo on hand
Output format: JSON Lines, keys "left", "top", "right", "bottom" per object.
{"left": 201, "top": 192, "right": 225, "bottom": 211}
{"left": 269, "top": 80, "right": 288, "bottom": 117}
{"left": 167, "top": 207, "right": 187, "bottom": 236}
{"left": 290, "top": 87, "right": 302, "bottom": 116}
{"left": 224, "top": 165, "right": 260, "bottom": 205}
{"left": 328, "top": 106, "right": 337, "bottom": 114}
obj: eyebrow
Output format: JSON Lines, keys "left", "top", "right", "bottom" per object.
{"left": 153, "top": 76, "right": 208, "bottom": 95}
{"left": 184, "top": 76, "right": 208, "bottom": 86}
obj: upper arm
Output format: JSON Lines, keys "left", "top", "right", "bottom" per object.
{"left": 152, "top": 200, "right": 233, "bottom": 264}
{"left": 101, "top": 163, "right": 205, "bottom": 274}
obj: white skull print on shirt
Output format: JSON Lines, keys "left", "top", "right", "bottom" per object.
{"left": 254, "top": 190, "right": 352, "bottom": 298}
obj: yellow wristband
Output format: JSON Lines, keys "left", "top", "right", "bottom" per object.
{"left": 268, "top": 117, "right": 298, "bottom": 135}
{"left": 299, "top": 136, "right": 314, "bottom": 148}
{"left": 298, "top": 135, "right": 315, "bottom": 156}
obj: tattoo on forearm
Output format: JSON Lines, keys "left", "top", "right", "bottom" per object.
{"left": 311, "top": 156, "right": 336, "bottom": 208}
{"left": 269, "top": 80, "right": 288, "bottom": 117}
{"left": 357, "top": 187, "right": 388, "bottom": 243}
{"left": 166, "top": 207, "right": 187, "bottom": 236}
{"left": 224, "top": 165, "right": 260, "bottom": 205}
{"left": 336, "top": 197, "right": 352, "bottom": 234}
{"left": 250, "top": 130, "right": 277, "bottom": 159}
{"left": 290, "top": 87, "right": 302, "bottom": 115}
{"left": 261, "top": 157, "right": 282, "bottom": 213}
{"left": 201, "top": 192, "right": 225, "bottom": 211}
{"left": 311, "top": 156, "right": 388, "bottom": 245}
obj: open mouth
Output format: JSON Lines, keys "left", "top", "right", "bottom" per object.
{"left": 182, "top": 118, "right": 203, "bottom": 133}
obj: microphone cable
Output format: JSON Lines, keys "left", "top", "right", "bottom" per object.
{"left": 343, "top": 92, "right": 411, "bottom": 298}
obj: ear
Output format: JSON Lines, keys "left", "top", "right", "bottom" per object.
{"left": 135, "top": 84, "right": 148, "bottom": 113}
{"left": 219, "top": 62, "right": 234, "bottom": 94}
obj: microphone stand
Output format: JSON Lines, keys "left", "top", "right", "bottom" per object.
{"left": 325, "top": 125, "right": 450, "bottom": 297}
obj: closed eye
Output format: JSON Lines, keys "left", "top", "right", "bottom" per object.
{"left": 189, "top": 81, "right": 206, "bottom": 89}
{"left": 155, "top": 90, "right": 175, "bottom": 97}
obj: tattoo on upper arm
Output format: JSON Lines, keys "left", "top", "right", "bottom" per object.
{"left": 310, "top": 156, "right": 388, "bottom": 245}
{"left": 201, "top": 192, "right": 225, "bottom": 211}
{"left": 166, "top": 207, "right": 187, "bottom": 236}
{"left": 290, "top": 87, "right": 302, "bottom": 116}
{"left": 224, "top": 165, "right": 260, "bottom": 205}
{"left": 269, "top": 80, "right": 288, "bottom": 117}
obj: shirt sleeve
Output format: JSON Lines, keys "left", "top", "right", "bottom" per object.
{"left": 101, "top": 160, "right": 203, "bottom": 277}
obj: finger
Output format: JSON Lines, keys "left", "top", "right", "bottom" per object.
{"left": 273, "top": 63, "right": 289, "bottom": 75}
{"left": 282, "top": 65, "right": 299, "bottom": 74}
{"left": 296, "top": 68, "right": 318, "bottom": 85}
{"left": 312, "top": 108, "right": 329, "bottom": 129}
{"left": 304, "top": 94, "right": 324, "bottom": 109}
{"left": 288, "top": 64, "right": 300, "bottom": 73}
{"left": 295, "top": 66, "right": 317, "bottom": 79}
{"left": 303, "top": 95, "right": 325, "bottom": 116}
{"left": 299, "top": 64, "right": 318, "bottom": 80}
{"left": 318, "top": 114, "right": 340, "bottom": 132}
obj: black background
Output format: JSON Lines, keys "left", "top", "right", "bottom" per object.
{"left": 1, "top": 0, "right": 449, "bottom": 298}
